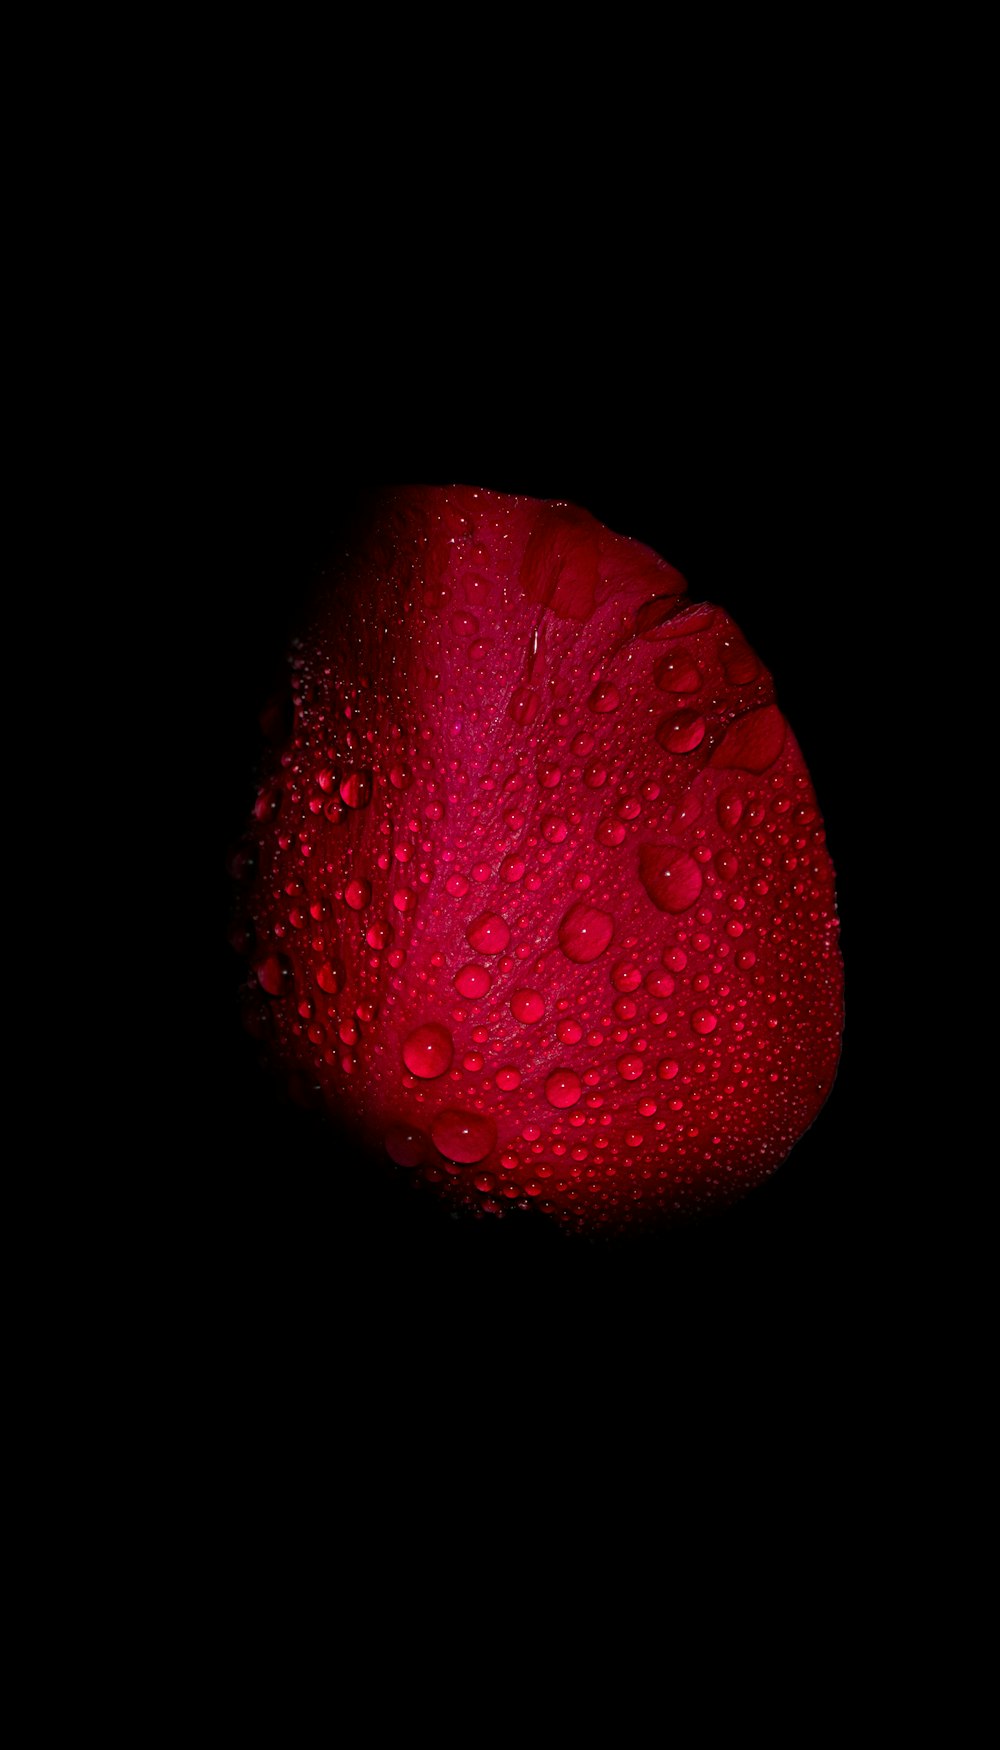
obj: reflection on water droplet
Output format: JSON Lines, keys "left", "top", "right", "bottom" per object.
{"left": 467, "top": 912, "right": 510, "bottom": 954}
{"left": 430, "top": 1108, "right": 497, "bottom": 1163}
{"left": 545, "top": 1069, "right": 583, "bottom": 1108}
{"left": 402, "top": 1022, "right": 454, "bottom": 1078}
{"left": 558, "top": 902, "right": 615, "bottom": 963}
{"left": 639, "top": 845, "right": 703, "bottom": 913}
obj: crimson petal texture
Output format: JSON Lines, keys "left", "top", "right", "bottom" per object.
{"left": 231, "top": 486, "right": 843, "bottom": 1232}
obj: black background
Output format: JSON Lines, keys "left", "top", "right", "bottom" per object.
{"left": 190, "top": 329, "right": 874, "bottom": 1383}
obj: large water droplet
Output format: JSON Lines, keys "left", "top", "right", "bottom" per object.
{"left": 589, "top": 681, "right": 620, "bottom": 713}
{"left": 710, "top": 705, "right": 786, "bottom": 773}
{"left": 718, "top": 789, "right": 744, "bottom": 830}
{"left": 255, "top": 953, "right": 293, "bottom": 996}
{"left": 345, "top": 877, "right": 372, "bottom": 910}
{"left": 455, "top": 964, "right": 492, "bottom": 999}
{"left": 430, "top": 1108, "right": 497, "bottom": 1163}
{"left": 466, "top": 912, "right": 510, "bottom": 954}
{"left": 385, "top": 1125, "right": 428, "bottom": 1167}
{"left": 558, "top": 902, "right": 615, "bottom": 963}
{"left": 654, "top": 652, "right": 702, "bottom": 693}
{"left": 402, "top": 1022, "right": 454, "bottom": 1079}
{"left": 508, "top": 685, "right": 539, "bottom": 726}
{"left": 656, "top": 711, "right": 706, "bottom": 754}
{"left": 545, "top": 1069, "right": 583, "bottom": 1109}
{"left": 638, "top": 845, "right": 704, "bottom": 913}
{"left": 510, "top": 989, "right": 545, "bottom": 1024}
{"left": 340, "top": 770, "right": 373, "bottom": 808}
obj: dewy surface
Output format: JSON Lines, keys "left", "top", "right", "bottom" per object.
{"left": 230, "top": 486, "right": 844, "bottom": 1232}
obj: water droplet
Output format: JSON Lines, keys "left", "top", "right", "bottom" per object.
{"left": 255, "top": 953, "right": 293, "bottom": 996}
{"left": 557, "top": 1018, "right": 583, "bottom": 1045}
{"left": 692, "top": 1009, "right": 718, "bottom": 1035}
{"left": 710, "top": 705, "right": 786, "bottom": 774}
{"left": 466, "top": 912, "right": 510, "bottom": 954}
{"left": 617, "top": 1055, "right": 644, "bottom": 1081}
{"left": 390, "top": 764, "right": 413, "bottom": 790}
{"left": 542, "top": 816, "right": 568, "bottom": 843}
{"left": 654, "top": 652, "right": 702, "bottom": 693}
{"left": 402, "top": 1022, "right": 454, "bottom": 1079}
{"left": 496, "top": 1066, "right": 521, "bottom": 1091}
{"left": 719, "top": 638, "right": 760, "bottom": 684}
{"left": 645, "top": 969, "right": 675, "bottom": 997}
{"left": 656, "top": 711, "right": 706, "bottom": 754}
{"left": 596, "top": 819, "right": 626, "bottom": 846}
{"left": 509, "top": 685, "right": 540, "bottom": 726}
{"left": 715, "top": 850, "right": 739, "bottom": 880}
{"left": 446, "top": 874, "right": 470, "bottom": 898}
{"left": 345, "top": 877, "right": 372, "bottom": 910}
{"left": 638, "top": 845, "right": 703, "bottom": 913}
{"left": 510, "top": 989, "right": 545, "bottom": 1024}
{"left": 545, "top": 1069, "right": 583, "bottom": 1109}
{"left": 451, "top": 610, "right": 479, "bottom": 636}
{"left": 340, "top": 770, "right": 373, "bottom": 808}
{"left": 385, "top": 1125, "right": 428, "bottom": 1168}
{"left": 558, "top": 902, "right": 615, "bottom": 963}
{"left": 430, "top": 1108, "right": 497, "bottom": 1163}
{"left": 500, "top": 855, "right": 526, "bottom": 883}
{"left": 611, "top": 961, "right": 642, "bottom": 992}
{"left": 657, "top": 1059, "right": 680, "bottom": 1080}
{"left": 455, "top": 964, "right": 492, "bottom": 999}
{"left": 316, "top": 959, "right": 345, "bottom": 994}
{"left": 589, "top": 681, "right": 620, "bottom": 712}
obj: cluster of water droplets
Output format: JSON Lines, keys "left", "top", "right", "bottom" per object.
{"left": 230, "top": 490, "right": 841, "bottom": 1229}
